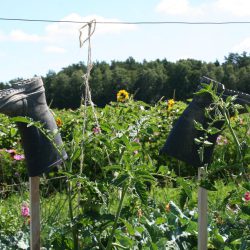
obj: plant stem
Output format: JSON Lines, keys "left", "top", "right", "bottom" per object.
{"left": 222, "top": 107, "right": 242, "bottom": 161}
{"left": 106, "top": 183, "right": 128, "bottom": 250}
{"left": 67, "top": 179, "right": 79, "bottom": 250}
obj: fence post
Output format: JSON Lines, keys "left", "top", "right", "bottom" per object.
{"left": 29, "top": 176, "right": 40, "bottom": 250}
{"left": 198, "top": 167, "right": 208, "bottom": 250}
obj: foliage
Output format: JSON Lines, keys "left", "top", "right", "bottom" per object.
{"left": 2, "top": 53, "right": 250, "bottom": 109}
{"left": 0, "top": 93, "right": 249, "bottom": 249}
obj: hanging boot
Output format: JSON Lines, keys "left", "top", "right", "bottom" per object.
{"left": 160, "top": 76, "right": 250, "bottom": 167}
{"left": 200, "top": 76, "right": 250, "bottom": 114}
{"left": 0, "top": 77, "right": 67, "bottom": 176}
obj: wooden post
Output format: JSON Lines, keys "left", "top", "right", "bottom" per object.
{"left": 198, "top": 167, "right": 208, "bottom": 250}
{"left": 29, "top": 176, "right": 40, "bottom": 250}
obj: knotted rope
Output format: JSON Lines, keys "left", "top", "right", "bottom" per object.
{"left": 78, "top": 20, "right": 111, "bottom": 179}
{"left": 79, "top": 20, "right": 99, "bottom": 131}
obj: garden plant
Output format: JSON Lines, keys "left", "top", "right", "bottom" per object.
{"left": 0, "top": 84, "right": 249, "bottom": 249}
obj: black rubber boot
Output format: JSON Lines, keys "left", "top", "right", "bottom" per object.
{"left": 0, "top": 77, "right": 67, "bottom": 176}
{"left": 200, "top": 76, "right": 250, "bottom": 114}
{"left": 160, "top": 76, "right": 250, "bottom": 167}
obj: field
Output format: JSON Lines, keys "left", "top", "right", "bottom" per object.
{"left": 0, "top": 89, "right": 249, "bottom": 249}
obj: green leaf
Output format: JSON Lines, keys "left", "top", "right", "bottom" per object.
{"left": 177, "top": 178, "right": 193, "bottom": 199}
{"left": 194, "top": 138, "right": 201, "bottom": 144}
{"left": 241, "top": 205, "right": 250, "bottom": 215}
{"left": 104, "top": 165, "right": 122, "bottom": 172}
{"left": 242, "top": 182, "right": 250, "bottom": 190}
{"left": 27, "top": 122, "right": 35, "bottom": 127}
{"left": 135, "top": 181, "right": 148, "bottom": 204}
{"left": 10, "top": 127, "right": 17, "bottom": 137}
{"left": 230, "top": 239, "right": 241, "bottom": 245}
{"left": 71, "top": 148, "right": 81, "bottom": 162}
{"left": 135, "top": 170, "right": 156, "bottom": 183}
{"left": 169, "top": 201, "right": 188, "bottom": 219}
{"left": 119, "top": 135, "right": 130, "bottom": 147}
{"left": 207, "top": 127, "right": 221, "bottom": 135}
{"left": 199, "top": 179, "right": 217, "bottom": 191}
{"left": 155, "top": 217, "right": 167, "bottom": 225}
{"left": 213, "top": 229, "right": 226, "bottom": 243}
{"left": 121, "top": 219, "right": 135, "bottom": 235}
{"left": 10, "top": 116, "right": 32, "bottom": 124}
{"left": 115, "top": 230, "right": 134, "bottom": 248}
{"left": 134, "top": 226, "right": 145, "bottom": 235}
{"left": 179, "top": 189, "right": 188, "bottom": 210}
{"left": 194, "top": 120, "right": 204, "bottom": 131}
{"left": 112, "top": 173, "right": 130, "bottom": 187}
{"left": 100, "top": 123, "right": 112, "bottom": 133}
{"left": 146, "top": 127, "right": 154, "bottom": 134}
{"left": 156, "top": 238, "right": 170, "bottom": 249}
{"left": 150, "top": 242, "right": 158, "bottom": 250}
{"left": 203, "top": 140, "right": 213, "bottom": 147}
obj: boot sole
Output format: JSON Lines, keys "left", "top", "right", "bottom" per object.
{"left": 0, "top": 88, "right": 45, "bottom": 111}
{"left": 200, "top": 76, "right": 250, "bottom": 105}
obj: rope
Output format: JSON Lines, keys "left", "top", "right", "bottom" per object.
{"left": 79, "top": 20, "right": 100, "bottom": 130}
{"left": 79, "top": 20, "right": 98, "bottom": 179}
{"left": 78, "top": 20, "right": 111, "bottom": 182}
{"left": 79, "top": 20, "right": 96, "bottom": 48}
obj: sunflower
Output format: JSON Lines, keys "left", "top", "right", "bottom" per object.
{"left": 56, "top": 117, "right": 63, "bottom": 127}
{"left": 167, "top": 99, "right": 175, "bottom": 110}
{"left": 117, "top": 90, "right": 129, "bottom": 102}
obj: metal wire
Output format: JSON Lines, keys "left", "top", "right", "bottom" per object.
{"left": 1, "top": 17, "right": 250, "bottom": 25}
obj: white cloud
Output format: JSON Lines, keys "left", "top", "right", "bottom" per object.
{"left": 232, "top": 37, "right": 250, "bottom": 52}
{"left": 45, "top": 13, "right": 137, "bottom": 43}
{"left": 44, "top": 46, "right": 67, "bottom": 54}
{"left": 1, "top": 14, "right": 136, "bottom": 46}
{"left": 155, "top": 0, "right": 203, "bottom": 16}
{"left": 155, "top": 0, "right": 250, "bottom": 18}
{"left": 10, "top": 30, "right": 42, "bottom": 42}
{"left": 215, "top": 0, "right": 250, "bottom": 17}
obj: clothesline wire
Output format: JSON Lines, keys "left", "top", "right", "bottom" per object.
{"left": 1, "top": 17, "right": 250, "bottom": 25}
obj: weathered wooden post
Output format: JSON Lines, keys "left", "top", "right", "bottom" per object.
{"left": 29, "top": 176, "right": 40, "bottom": 250}
{"left": 198, "top": 167, "right": 208, "bottom": 250}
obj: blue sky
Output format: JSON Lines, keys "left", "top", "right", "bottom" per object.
{"left": 1, "top": 0, "right": 250, "bottom": 82}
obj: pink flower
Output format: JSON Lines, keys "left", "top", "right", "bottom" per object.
{"left": 5, "top": 149, "right": 25, "bottom": 160}
{"left": 92, "top": 127, "right": 101, "bottom": 134}
{"left": 6, "top": 149, "right": 16, "bottom": 155}
{"left": 239, "top": 118, "right": 244, "bottom": 125}
{"left": 21, "top": 202, "right": 30, "bottom": 217}
{"left": 13, "top": 154, "right": 25, "bottom": 161}
{"left": 134, "top": 150, "right": 139, "bottom": 155}
{"left": 216, "top": 135, "right": 228, "bottom": 145}
{"left": 133, "top": 138, "right": 140, "bottom": 143}
{"left": 244, "top": 191, "right": 250, "bottom": 202}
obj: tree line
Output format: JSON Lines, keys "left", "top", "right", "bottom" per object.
{"left": 1, "top": 52, "right": 250, "bottom": 109}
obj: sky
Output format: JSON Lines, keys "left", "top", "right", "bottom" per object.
{"left": 1, "top": 0, "right": 250, "bottom": 82}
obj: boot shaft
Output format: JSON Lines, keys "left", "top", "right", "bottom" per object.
{"left": 0, "top": 77, "right": 67, "bottom": 176}
{"left": 161, "top": 76, "right": 249, "bottom": 167}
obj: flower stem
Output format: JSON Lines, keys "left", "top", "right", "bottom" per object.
{"left": 106, "top": 183, "right": 128, "bottom": 250}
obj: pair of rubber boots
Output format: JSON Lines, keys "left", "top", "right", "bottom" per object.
{"left": 0, "top": 77, "right": 67, "bottom": 176}
{"left": 161, "top": 76, "right": 250, "bottom": 167}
